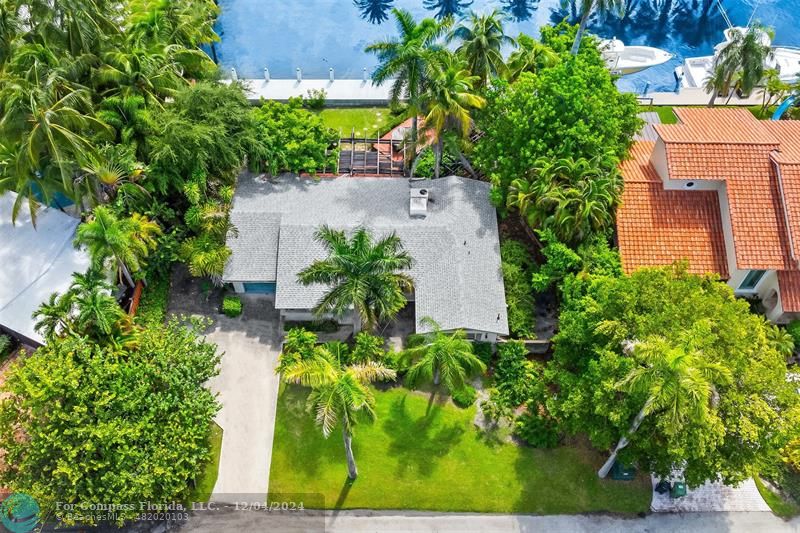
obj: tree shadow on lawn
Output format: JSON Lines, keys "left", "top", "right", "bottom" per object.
{"left": 278, "top": 386, "right": 342, "bottom": 478}
{"left": 331, "top": 476, "right": 355, "bottom": 514}
{"left": 382, "top": 394, "right": 465, "bottom": 478}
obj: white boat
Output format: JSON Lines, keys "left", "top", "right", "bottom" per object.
{"left": 599, "top": 38, "right": 674, "bottom": 75}
{"left": 675, "top": 27, "right": 800, "bottom": 89}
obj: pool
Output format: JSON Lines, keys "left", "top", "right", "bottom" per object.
{"left": 213, "top": 0, "right": 800, "bottom": 93}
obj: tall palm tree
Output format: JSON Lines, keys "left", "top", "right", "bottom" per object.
{"left": 404, "top": 317, "right": 486, "bottom": 393}
{"left": 506, "top": 33, "right": 560, "bottom": 82}
{"left": 365, "top": 8, "right": 450, "bottom": 153}
{"left": 298, "top": 226, "right": 414, "bottom": 333}
{"left": 417, "top": 51, "right": 485, "bottom": 179}
{"left": 714, "top": 24, "right": 774, "bottom": 99}
{"left": 597, "top": 335, "right": 732, "bottom": 478}
{"left": 74, "top": 206, "right": 161, "bottom": 287}
{"left": 567, "top": 0, "right": 627, "bottom": 56}
{"left": 507, "top": 155, "right": 622, "bottom": 244}
{"left": 282, "top": 349, "right": 396, "bottom": 479}
{"left": 94, "top": 46, "right": 184, "bottom": 103}
{"left": 447, "top": 9, "right": 514, "bottom": 87}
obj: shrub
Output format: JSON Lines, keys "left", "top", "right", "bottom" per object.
{"left": 494, "top": 341, "right": 545, "bottom": 408}
{"left": 413, "top": 147, "right": 458, "bottom": 178}
{"left": 480, "top": 393, "right": 512, "bottom": 426}
{"left": 283, "top": 320, "right": 339, "bottom": 333}
{"left": 786, "top": 320, "right": 800, "bottom": 350}
{"left": 135, "top": 276, "right": 170, "bottom": 326}
{"left": 351, "top": 332, "right": 386, "bottom": 363}
{"left": 514, "top": 411, "right": 561, "bottom": 448}
{"left": 473, "top": 342, "right": 493, "bottom": 366}
{"left": 0, "top": 334, "right": 12, "bottom": 359}
{"left": 222, "top": 296, "right": 243, "bottom": 317}
{"left": 452, "top": 385, "right": 477, "bottom": 408}
{"left": 500, "top": 239, "right": 536, "bottom": 339}
{"left": 304, "top": 89, "right": 327, "bottom": 110}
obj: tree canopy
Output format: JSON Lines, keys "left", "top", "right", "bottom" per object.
{"left": 545, "top": 263, "right": 800, "bottom": 486}
{"left": 474, "top": 23, "right": 640, "bottom": 228}
{"left": 0, "top": 317, "right": 221, "bottom": 524}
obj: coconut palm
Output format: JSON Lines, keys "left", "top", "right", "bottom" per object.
{"left": 298, "top": 226, "right": 414, "bottom": 333}
{"left": 417, "top": 51, "right": 485, "bottom": 179}
{"left": 506, "top": 33, "right": 560, "bottom": 81}
{"left": 94, "top": 46, "right": 185, "bottom": 102}
{"left": 715, "top": 24, "right": 774, "bottom": 99}
{"left": 448, "top": 9, "right": 514, "bottom": 87}
{"left": 704, "top": 62, "right": 734, "bottom": 107}
{"left": 281, "top": 348, "right": 396, "bottom": 479}
{"left": 74, "top": 206, "right": 162, "bottom": 287}
{"left": 365, "top": 8, "right": 450, "bottom": 152}
{"left": 507, "top": 155, "right": 622, "bottom": 244}
{"left": 567, "top": 0, "right": 627, "bottom": 56}
{"left": 404, "top": 317, "right": 486, "bottom": 393}
{"left": 597, "top": 335, "right": 732, "bottom": 478}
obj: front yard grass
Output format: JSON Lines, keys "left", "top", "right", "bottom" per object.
{"left": 188, "top": 422, "right": 223, "bottom": 504}
{"left": 269, "top": 384, "right": 652, "bottom": 514}
{"left": 316, "top": 107, "right": 395, "bottom": 138}
{"left": 755, "top": 475, "right": 800, "bottom": 519}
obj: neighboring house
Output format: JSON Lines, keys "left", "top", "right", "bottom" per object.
{"left": 617, "top": 108, "right": 800, "bottom": 323}
{"left": 0, "top": 192, "right": 91, "bottom": 345}
{"left": 223, "top": 175, "right": 510, "bottom": 341}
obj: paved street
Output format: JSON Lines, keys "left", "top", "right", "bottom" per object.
{"left": 180, "top": 508, "right": 800, "bottom": 532}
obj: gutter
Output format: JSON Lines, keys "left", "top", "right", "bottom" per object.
{"left": 770, "top": 151, "right": 800, "bottom": 269}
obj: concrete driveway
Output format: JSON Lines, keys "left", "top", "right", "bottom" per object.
{"left": 204, "top": 295, "right": 282, "bottom": 502}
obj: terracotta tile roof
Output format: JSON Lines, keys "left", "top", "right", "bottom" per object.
{"left": 656, "top": 108, "right": 779, "bottom": 144}
{"left": 778, "top": 270, "right": 800, "bottom": 313}
{"left": 763, "top": 121, "right": 800, "bottom": 162}
{"left": 617, "top": 142, "right": 729, "bottom": 277}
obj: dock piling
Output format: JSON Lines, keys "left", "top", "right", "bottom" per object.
{"left": 264, "top": 68, "right": 270, "bottom": 82}
{"left": 296, "top": 67, "right": 302, "bottom": 82}
{"left": 329, "top": 68, "right": 335, "bottom": 82}
{"left": 230, "top": 67, "right": 238, "bottom": 81}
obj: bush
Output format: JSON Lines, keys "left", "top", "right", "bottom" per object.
{"left": 135, "top": 276, "right": 170, "bottom": 326}
{"left": 413, "top": 147, "right": 458, "bottom": 178}
{"left": 500, "top": 239, "right": 537, "bottom": 339}
{"left": 473, "top": 342, "right": 493, "bottom": 366}
{"left": 786, "top": 320, "right": 800, "bottom": 350}
{"left": 222, "top": 296, "right": 243, "bottom": 317}
{"left": 494, "top": 341, "right": 545, "bottom": 408}
{"left": 351, "top": 332, "right": 386, "bottom": 364}
{"left": 304, "top": 89, "right": 327, "bottom": 110}
{"left": 514, "top": 411, "right": 561, "bottom": 448}
{"left": 283, "top": 320, "right": 339, "bottom": 333}
{"left": 0, "top": 334, "right": 12, "bottom": 358}
{"left": 452, "top": 385, "right": 477, "bottom": 408}
{"left": 480, "top": 393, "right": 512, "bottom": 426}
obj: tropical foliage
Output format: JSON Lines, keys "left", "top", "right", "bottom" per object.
{"left": 706, "top": 23, "right": 773, "bottom": 105}
{"left": 0, "top": 317, "right": 221, "bottom": 525}
{"left": 545, "top": 263, "right": 800, "bottom": 486}
{"left": 474, "top": 22, "right": 640, "bottom": 241}
{"left": 499, "top": 239, "right": 537, "bottom": 339}
{"left": 278, "top": 333, "right": 396, "bottom": 479}
{"left": 298, "top": 226, "right": 414, "bottom": 332}
{"left": 403, "top": 317, "right": 486, "bottom": 394}
{"left": 447, "top": 9, "right": 513, "bottom": 87}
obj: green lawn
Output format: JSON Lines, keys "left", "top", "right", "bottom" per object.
{"left": 755, "top": 475, "right": 800, "bottom": 519}
{"left": 316, "top": 107, "right": 396, "bottom": 138}
{"left": 188, "top": 422, "right": 223, "bottom": 504}
{"left": 640, "top": 104, "right": 778, "bottom": 125}
{"left": 269, "top": 384, "right": 652, "bottom": 514}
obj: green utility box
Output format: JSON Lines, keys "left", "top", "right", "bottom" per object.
{"left": 670, "top": 481, "right": 687, "bottom": 498}
{"left": 610, "top": 461, "right": 637, "bottom": 481}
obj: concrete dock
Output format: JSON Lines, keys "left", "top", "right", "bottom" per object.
{"left": 226, "top": 78, "right": 768, "bottom": 108}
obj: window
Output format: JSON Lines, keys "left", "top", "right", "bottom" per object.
{"left": 738, "top": 270, "right": 766, "bottom": 291}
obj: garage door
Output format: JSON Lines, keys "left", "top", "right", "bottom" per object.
{"left": 243, "top": 282, "right": 276, "bottom": 294}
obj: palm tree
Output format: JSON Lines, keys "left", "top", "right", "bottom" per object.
{"left": 365, "top": 9, "right": 450, "bottom": 153}
{"left": 404, "top": 317, "right": 486, "bottom": 393}
{"left": 448, "top": 9, "right": 514, "bottom": 87}
{"left": 94, "top": 46, "right": 184, "bottom": 103}
{"left": 417, "top": 51, "right": 485, "bottom": 179}
{"left": 74, "top": 206, "right": 162, "bottom": 287}
{"left": 714, "top": 24, "right": 774, "bottom": 99}
{"left": 597, "top": 335, "right": 732, "bottom": 478}
{"left": 704, "top": 62, "right": 734, "bottom": 107}
{"left": 567, "top": 0, "right": 627, "bottom": 56}
{"left": 298, "top": 226, "right": 414, "bottom": 333}
{"left": 506, "top": 34, "right": 560, "bottom": 82}
{"left": 507, "top": 155, "right": 622, "bottom": 244}
{"left": 282, "top": 349, "right": 396, "bottom": 479}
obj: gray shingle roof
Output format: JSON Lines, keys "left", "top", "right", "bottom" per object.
{"left": 224, "top": 174, "right": 509, "bottom": 335}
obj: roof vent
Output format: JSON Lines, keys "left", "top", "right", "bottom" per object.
{"left": 410, "top": 188, "right": 429, "bottom": 218}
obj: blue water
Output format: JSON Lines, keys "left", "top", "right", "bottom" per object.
{"left": 213, "top": 0, "right": 800, "bottom": 92}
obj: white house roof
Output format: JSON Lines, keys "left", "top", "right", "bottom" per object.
{"left": 0, "top": 193, "right": 90, "bottom": 344}
{"left": 224, "top": 175, "right": 509, "bottom": 336}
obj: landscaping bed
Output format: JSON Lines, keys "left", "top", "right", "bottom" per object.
{"left": 269, "top": 384, "right": 652, "bottom": 514}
